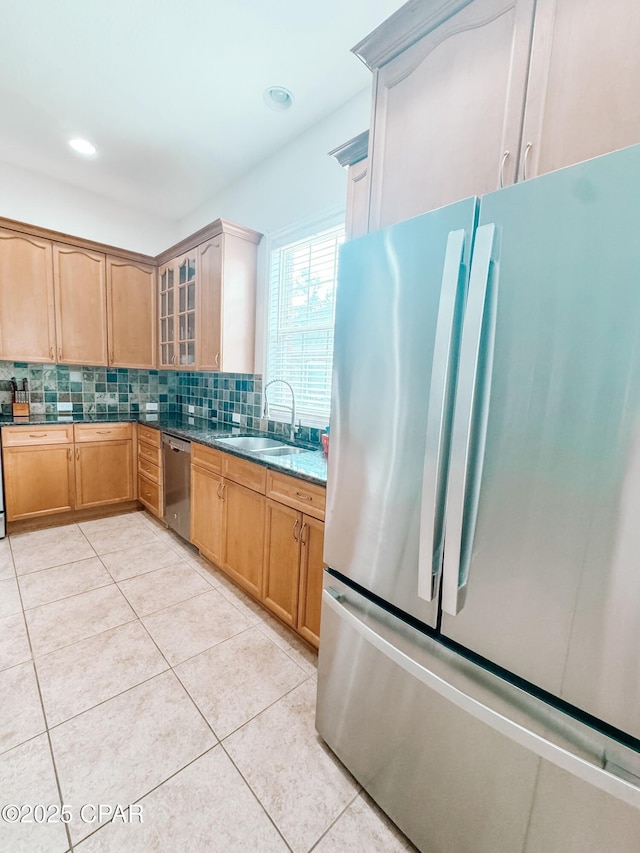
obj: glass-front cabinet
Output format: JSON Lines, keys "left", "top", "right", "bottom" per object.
{"left": 156, "top": 221, "right": 263, "bottom": 372}
{"left": 159, "top": 252, "right": 196, "bottom": 368}
{"left": 159, "top": 263, "right": 175, "bottom": 366}
{"left": 177, "top": 254, "right": 196, "bottom": 366}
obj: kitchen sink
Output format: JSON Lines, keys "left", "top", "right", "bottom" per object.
{"left": 253, "top": 445, "right": 309, "bottom": 457}
{"left": 216, "top": 436, "right": 284, "bottom": 451}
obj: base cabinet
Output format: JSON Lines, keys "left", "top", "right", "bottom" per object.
{"left": 297, "top": 514, "right": 325, "bottom": 647}
{"left": 75, "top": 440, "right": 134, "bottom": 509}
{"left": 1, "top": 423, "right": 135, "bottom": 522}
{"left": 136, "top": 424, "right": 163, "bottom": 519}
{"left": 222, "top": 479, "right": 265, "bottom": 599}
{"left": 263, "top": 499, "right": 302, "bottom": 627}
{"left": 3, "top": 443, "right": 75, "bottom": 521}
{"left": 191, "top": 463, "right": 224, "bottom": 566}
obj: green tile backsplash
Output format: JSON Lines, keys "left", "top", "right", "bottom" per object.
{"left": 0, "top": 363, "right": 322, "bottom": 445}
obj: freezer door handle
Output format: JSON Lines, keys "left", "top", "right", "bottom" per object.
{"left": 418, "top": 229, "right": 467, "bottom": 601}
{"left": 442, "top": 223, "right": 498, "bottom": 615}
{"left": 323, "top": 588, "right": 640, "bottom": 809}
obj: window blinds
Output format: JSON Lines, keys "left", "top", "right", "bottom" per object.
{"left": 266, "top": 223, "right": 345, "bottom": 428}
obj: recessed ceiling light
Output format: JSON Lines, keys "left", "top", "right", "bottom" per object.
{"left": 263, "top": 86, "right": 294, "bottom": 111}
{"left": 69, "top": 137, "right": 97, "bottom": 156}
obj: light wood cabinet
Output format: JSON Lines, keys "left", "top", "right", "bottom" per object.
{"left": 74, "top": 423, "right": 134, "bottom": 510}
{"left": 189, "top": 446, "right": 326, "bottom": 647}
{"left": 2, "top": 426, "right": 75, "bottom": 521}
{"left": 191, "top": 463, "right": 224, "bottom": 566}
{"left": 2, "top": 423, "right": 135, "bottom": 521}
{"left": 358, "top": 0, "right": 640, "bottom": 230}
{"left": 157, "top": 220, "right": 261, "bottom": 371}
{"left": 0, "top": 229, "right": 56, "bottom": 362}
{"left": 106, "top": 257, "right": 156, "bottom": 368}
{"left": 222, "top": 479, "right": 265, "bottom": 599}
{"left": 519, "top": 0, "right": 640, "bottom": 182}
{"left": 136, "top": 424, "right": 163, "bottom": 519}
{"left": 263, "top": 499, "right": 302, "bottom": 627}
{"left": 53, "top": 244, "right": 108, "bottom": 365}
{"left": 364, "top": 0, "right": 535, "bottom": 230}
{"left": 297, "top": 514, "right": 325, "bottom": 647}
{"left": 329, "top": 131, "right": 370, "bottom": 241}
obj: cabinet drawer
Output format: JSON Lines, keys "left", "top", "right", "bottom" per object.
{"left": 2, "top": 424, "right": 74, "bottom": 446}
{"left": 74, "top": 422, "right": 132, "bottom": 442}
{"left": 266, "top": 471, "right": 326, "bottom": 520}
{"left": 137, "top": 424, "right": 161, "bottom": 447}
{"left": 138, "top": 473, "right": 163, "bottom": 517}
{"left": 138, "top": 455, "right": 162, "bottom": 485}
{"left": 192, "top": 442, "right": 222, "bottom": 474}
{"left": 222, "top": 453, "right": 267, "bottom": 494}
{"left": 138, "top": 440, "right": 162, "bottom": 467}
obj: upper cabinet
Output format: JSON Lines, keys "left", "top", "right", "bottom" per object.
{"left": 106, "top": 257, "right": 156, "bottom": 369}
{"left": 157, "top": 220, "right": 261, "bottom": 372}
{"left": 329, "top": 131, "right": 370, "bottom": 242}
{"left": 362, "top": 0, "right": 536, "bottom": 230}
{"left": 0, "top": 217, "right": 259, "bottom": 370}
{"left": 357, "top": 0, "right": 640, "bottom": 230}
{"left": 53, "top": 244, "right": 108, "bottom": 365}
{"left": 519, "top": 0, "right": 640, "bottom": 181}
{"left": 0, "top": 229, "right": 56, "bottom": 362}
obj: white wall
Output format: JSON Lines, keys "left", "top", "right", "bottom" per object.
{"left": 178, "top": 88, "right": 371, "bottom": 374}
{"left": 178, "top": 88, "right": 370, "bottom": 240}
{"left": 0, "top": 160, "right": 176, "bottom": 255}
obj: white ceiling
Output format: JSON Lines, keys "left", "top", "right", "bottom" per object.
{"left": 0, "top": 0, "right": 403, "bottom": 220}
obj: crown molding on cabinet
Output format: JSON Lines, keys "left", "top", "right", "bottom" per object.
{"left": 154, "top": 219, "right": 263, "bottom": 266}
{"left": 329, "top": 131, "right": 370, "bottom": 167}
{"left": 0, "top": 216, "right": 156, "bottom": 266}
{"left": 352, "top": 0, "right": 473, "bottom": 69}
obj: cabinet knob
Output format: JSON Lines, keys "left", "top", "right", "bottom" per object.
{"left": 50, "top": 347, "right": 54, "bottom": 360}
{"left": 292, "top": 518, "right": 300, "bottom": 541}
{"left": 300, "top": 522, "right": 307, "bottom": 545}
{"left": 76, "top": 448, "right": 80, "bottom": 460}
{"left": 295, "top": 491, "right": 313, "bottom": 501}
{"left": 67, "top": 447, "right": 72, "bottom": 460}
{"left": 58, "top": 347, "right": 63, "bottom": 360}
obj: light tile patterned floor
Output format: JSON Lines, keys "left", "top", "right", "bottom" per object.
{"left": 0, "top": 511, "right": 414, "bottom": 852}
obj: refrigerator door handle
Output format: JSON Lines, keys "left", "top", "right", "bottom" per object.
{"left": 418, "top": 228, "right": 467, "bottom": 601}
{"left": 442, "top": 223, "right": 498, "bottom": 615}
{"left": 323, "top": 587, "right": 640, "bottom": 810}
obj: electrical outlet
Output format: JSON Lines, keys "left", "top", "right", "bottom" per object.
{"left": 145, "top": 402, "right": 158, "bottom": 412}
{"left": 232, "top": 412, "right": 240, "bottom": 424}
{"left": 188, "top": 416, "right": 195, "bottom": 425}
{"left": 188, "top": 405, "right": 195, "bottom": 414}
{"left": 57, "top": 402, "right": 72, "bottom": 412}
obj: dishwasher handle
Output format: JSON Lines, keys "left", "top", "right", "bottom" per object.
{"left": 161, "top": 433, "right": 192, "bottom": 454}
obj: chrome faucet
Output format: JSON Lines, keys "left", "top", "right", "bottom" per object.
{"left": 263, "top": 379, "right": 299, "bottom": 442}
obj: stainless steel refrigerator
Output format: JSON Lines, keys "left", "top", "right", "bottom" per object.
{"left": 316, "top": 144, "right": 640, "bottom": 852}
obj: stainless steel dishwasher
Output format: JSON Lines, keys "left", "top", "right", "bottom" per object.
{"left": 162, "top": 432, "right": 191, "bottom": 540}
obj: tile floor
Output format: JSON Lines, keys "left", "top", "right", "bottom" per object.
{"left": 0, "top": 510, "right": 414, "bottom": 852}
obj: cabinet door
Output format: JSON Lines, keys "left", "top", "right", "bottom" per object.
{"left": 3, "top": 444, "right": 74, "bottom": 520}
{"left": 345, "top": 158, "right": 370, "bottom": 240}
{"left": 0, "top": 229, "right": 56, "bottom": 362}
{"left": 369, "top": 0, "right": 535, "bottom": 230}
{"left": 520, "top": 0, "right": 640, "bottom": 181}
{"left": 53, "top": 244, "right": 107, "bottom": 365}
{"left": 222, "top": 479, "right": 265, "bottom": 599}
{"left": 263, "top": 500, "right": 301, "bottom": 627}
{"left": 106, "top": 257, "right": 156, "bottom": 368}
{"left": 191, "top": 464, "right": 224, "bottom": 566}
{"left": 158, "top": 262, "right": 176, "bottom": 367}
{"left": 298, "top": 515, "right": 325, "bottom": 648}
{"left": 197, "top": 238, "right": 222, "bottom": 371}
{"left": 176, "top": 251, "right": 197, "bottom": 367}
{"left": 75, "top": 440, "right": 134, "bottom": 509}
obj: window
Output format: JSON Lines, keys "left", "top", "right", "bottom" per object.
{"left": 265, "top": 217, "right": 345, "bottom": 429}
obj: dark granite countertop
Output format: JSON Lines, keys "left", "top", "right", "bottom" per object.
{"left": 0, "top": 411, "right": 328, "bottom": 486}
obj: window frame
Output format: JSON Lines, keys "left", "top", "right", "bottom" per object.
{"left": 261, "top": 207, "right": 345, "bottom": 431}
